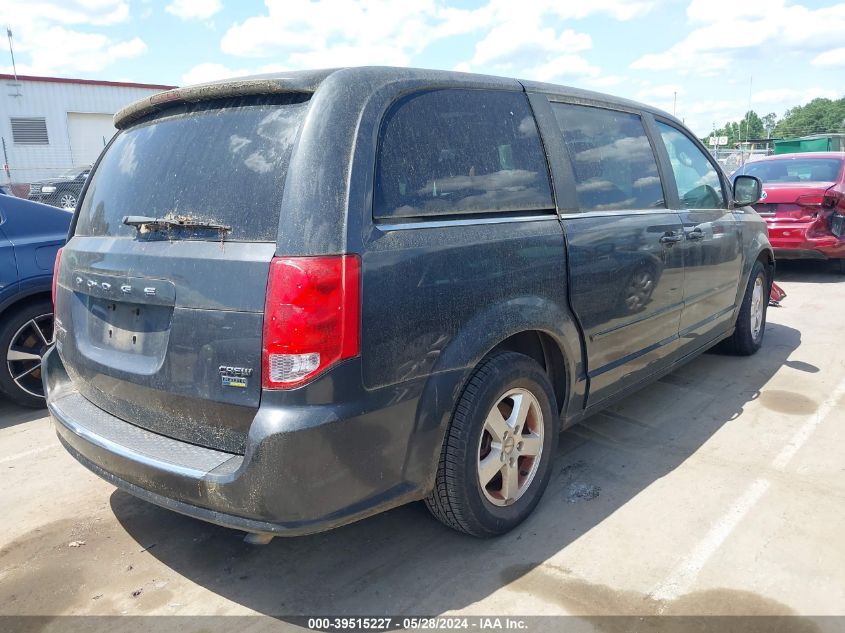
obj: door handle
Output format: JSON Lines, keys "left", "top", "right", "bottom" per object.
{"left": 685, "top": 227, "right": 705, "bottom": 240}
{"left": 659, "top": 232, "right": 683, "bottom": 245}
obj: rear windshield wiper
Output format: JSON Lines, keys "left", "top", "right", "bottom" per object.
{"left": 122, "top": 215, "right": 232, "bottom": 233}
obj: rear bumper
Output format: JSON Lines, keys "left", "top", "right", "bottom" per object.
{"left": 44, "top": 346, "right": 436, "bottom": 536}
{"left": 767, "top": 223, "right": 845, "bottom": 260}
{"left": 772, "top": 248, "right": 831, "bottom": 260}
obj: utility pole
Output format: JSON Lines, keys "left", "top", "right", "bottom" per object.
{"left": 673, "top": 91, "right": 677, "bottom": 117}
{"left": 739, "top": 75, "right": 753, "bottom": 166}
{"left": 6, "top": 26, "right": 17, "bottom": 81}
{"left": 6, "top": 26, "right": 21, "bottom": 97}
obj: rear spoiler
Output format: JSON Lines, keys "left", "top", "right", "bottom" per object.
{"left": 114, "top": 73, "right": 332, "bottom": 129}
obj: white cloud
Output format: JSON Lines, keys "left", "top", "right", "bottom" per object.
{"left": 454, "top": 1, "right": 654, "bottom": 81}
{"left": 2, "top": 27, "right": 146, "bottom": 75}
{"left": 165, "top": 0, "right": 223, "bottom": 21}
{"left": 180, "top": 62, "right": 293, "bottom": 85}
{"left": 752, "top": 87, "right": 839, "bottom": 106}
{"left": 587, "top": 75, "right": 627, "bottom": 88}
{"left": 527, "top": 54, "right": 601, "bottom": 82}
{"left": 219, "top": 0, "right": 656, "bottom": 76}
{"left": 751, "top": 88, "right": 805, "bottom": 105}
{"left": 181, "top": 63, "right": 250, "bottom": 85}
{"left": 464, "top": 23, "right": 597, "bottom": 81}
{"left": 1, "top": 0, "right": 130, "bottom": 27}
{"left": 637, "top": 84, "right": 684, "bottom": 101}
{"left": 632, "top": 1, "right": 845, "bottom": 75}
{"left": 813, "top": 47, "right": 845, "bottom": 67}
{"left": 472, "top": 27, "right": 591, "bottom": 67}
{"left": 0, "top": 0, "right": 145, "bottom": 76}
{"left": 221, "top": 0, "right": 448, "bottom": 61}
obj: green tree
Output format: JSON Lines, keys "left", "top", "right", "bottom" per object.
{"left": 710, "top": 111, "right": 765, "bottom": 146}
{"left": 702, "top": 97, "right": 845, "bottom": 146}
{"left": 762, "top": 112, "right": 777, "bottom": 138}
{"left": 739, "top": 111, "right": 765, "bottom": 140}
{"left": 774, "top": 97, "right": 845, "bottom": 138}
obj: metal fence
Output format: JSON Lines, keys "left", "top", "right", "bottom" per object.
{"left": 708, "top": 148, "right": 772, "bottom": 174}
{"left": 1, "top": 143, "right": 98, "bottom": 202}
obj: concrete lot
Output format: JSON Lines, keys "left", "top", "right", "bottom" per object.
{"left": 1, "top": 261, "right": 844, "bottom": 627}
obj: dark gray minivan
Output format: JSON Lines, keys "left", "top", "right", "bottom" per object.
{"left": 45, "top": 67, "right": 771, "bottom": 539}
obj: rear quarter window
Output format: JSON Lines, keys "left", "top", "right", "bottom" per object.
{"left": 551, "top": 103, "right": 665, "bottom": 212}
{"left": 374, "top": 89, "right": 554, "bottom": 220}
{"left": 75, "top": 95, "right": 309, "bottom": 242}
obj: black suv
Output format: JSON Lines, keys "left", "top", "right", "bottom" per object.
{"left": 28, "top": 165, "right": 91, "bottom": 210}
{"left": 45, "top": 67, "right": 771, "bottom": 539}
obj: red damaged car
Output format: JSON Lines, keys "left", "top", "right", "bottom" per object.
{"left": 734, "top": 152, "right": 845, "bottom": 272}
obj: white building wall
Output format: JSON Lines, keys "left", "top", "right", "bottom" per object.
{"left": 0, "top": 76, "right": 171, "bottom": 185}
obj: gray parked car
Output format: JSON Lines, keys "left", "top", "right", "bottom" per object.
{"left": 28, "top": 165, "right": 91, "bottom": 210}
{"left": 45, "top": 67, "right": 771, "bottom": 539}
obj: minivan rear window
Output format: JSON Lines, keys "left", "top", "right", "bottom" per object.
{"left": 75, "top": 95, "right": 309, "bottom": 242}
{"left": 374, "top": 89, "right": 554, "bottom": 220}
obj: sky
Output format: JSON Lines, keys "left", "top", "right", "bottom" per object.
{"left": 1, "top": 0, "right": 844, "bottom": 136}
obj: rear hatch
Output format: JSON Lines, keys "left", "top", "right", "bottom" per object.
{"left": 55, "top": 94, "right": 310, "bottom": 453}
{"left": 755, "top": 182, "right": 836, "bottom": 245}
{"left": 755, "top": 182, "right": 835, "bottom": 221}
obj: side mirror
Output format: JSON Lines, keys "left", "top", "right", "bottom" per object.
{"left": 733, "top": 175, "right": 762, "bottom": 207}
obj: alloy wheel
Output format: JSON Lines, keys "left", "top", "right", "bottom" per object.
{"left": 750, "top": 274, "right": 765, "bottom": 341}
{"left": 477, "top": 388, "right": 544, "bottom": 507}
{"left": 59, "top": 193, "right": 77, "bottom": 210}
{"left": 6, "top": 313, "right": 53, "bottom": 399}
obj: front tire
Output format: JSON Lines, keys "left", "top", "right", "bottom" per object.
{"left": 58, "top": 193, "right": 78, "bottom": 210}
{"left": 0, "top": 300, "right": 53, "bottom": 408}
{"left": 425, "top": 352, "right": 557, "bottom": 537}
{"left": 722, "top": 260, "right": 769, "bottom": 356}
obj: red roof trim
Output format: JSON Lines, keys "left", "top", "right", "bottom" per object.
{"left": 0, "top": 74, "right": 176, "bottom": 91}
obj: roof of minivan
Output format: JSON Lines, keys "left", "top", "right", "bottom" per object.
{"left": 114, "top": 66, "right": 677, "bottom": 129}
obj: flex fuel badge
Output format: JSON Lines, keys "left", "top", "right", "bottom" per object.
{"left": 219, "top": 365, "right": 253, "bottom": 388}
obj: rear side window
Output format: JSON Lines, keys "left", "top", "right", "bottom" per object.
{"left": 75, "top": 95, "right": 309, "bottom": 241}
{"left": 374, "top": 89, "right": 554, "bottom": 219}
{"left": 551, "top": 103, "right": 665, "bottom": 212}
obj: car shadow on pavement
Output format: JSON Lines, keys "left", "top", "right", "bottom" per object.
{"left": 775, "top": 259, "right": 845, "bottom": 283}
{"left": 0, "top": 399, "right": 46, "bottom": 430}
{"left": 110, "top": 322, "right": 805, "bottom": 618}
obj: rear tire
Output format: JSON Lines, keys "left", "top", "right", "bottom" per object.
{"left": 0, "top": 300, "right": 53, "bottom": 408}
{"left": 425, "top": 351, "right": 557, "bottom": 537}
{"left": 722, "top": 261, "right": 769, "bottom": 356}
{"left": 833, "top": 258, "right": 845, "bottom": 275}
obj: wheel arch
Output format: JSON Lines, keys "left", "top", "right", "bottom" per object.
{"left": 409, "top": 299, "right": 583, "bottom": 493}
{"left": 0, "top": 289, "right": 52, "bottom": 322}
{"left": 429, "top": 296, "right": 582, "bottom": 422}
{"left": 757, "top": 247, "right": 775, "bottom": 279}
{"left": 487, "top": 330, "right": 568, "bottom": 417}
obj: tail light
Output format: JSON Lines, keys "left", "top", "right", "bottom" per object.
{"left": 806, "top": 191, "right": 845, "bottom": 238}
{"left": 796, "top": 193, "right": 824, "bottom": 209}
{"left": 52, "top": 247, "right": 63, "bottom": 312}
{"left": 794, "top": 194, "right": 823, "bottom": 222}
{"left": 830, "top": 212, "right": 845, "bottom": 238}
{"left": 828, "top": 190, "right": 845, "bottom": 238}
{"left": 262, "top": 255, "right": 361, "bottom": 389}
